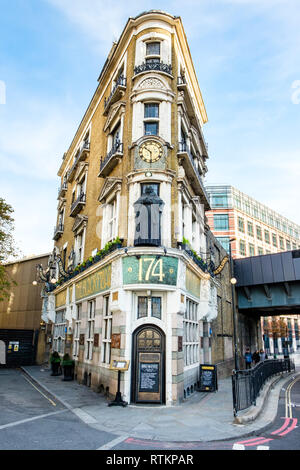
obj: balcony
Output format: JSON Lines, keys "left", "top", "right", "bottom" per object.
{"left": 103, "top": 76, "right": 126, "bottom": 115}
{"left": 134, "top": 61, "right": 172, "bottom": 77}
{"left": 177, "top": 142, "right": 210, "bottom": 210}
{"left": 67, "top": 142, "right": 90, "bottom": 182}
{"left": 57, "top": 181, "right": 68, "bottom": 199}
{"left": 70, "top": 192, "right": 86, "bottom": 218}
{"left": 177, "top": 75, "right": 187, "bottom": 89}
{"left": 98, "top": 142, "right": 123, "bottom": 178}
{"left": 53, "top": 223, "right": 64, "bottom": 241}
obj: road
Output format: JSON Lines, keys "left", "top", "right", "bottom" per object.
{"left": 0, "top": 368, "right": 115, "bottom": 450}
{"left": 0, "top": 367, "right": 299, "bottom": 451}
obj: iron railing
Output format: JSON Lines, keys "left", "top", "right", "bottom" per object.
{"left": 134, "top": 61, "right": 172, "bottom": 76}
{"left": 70, "top": 192, "right": 86, "bottom": 216}
{"left": 177, "top": 141, "right": 209, "bottom": 203}
{"left": 104, "top": 75, "right": 126, "bottom": 110}
{"left": 100, "top": 141, "right": 123, "bottom": 172}
{"left": 232, "top": 358, "right": 295, "bottom": 416}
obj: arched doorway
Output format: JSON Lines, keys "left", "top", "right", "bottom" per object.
{"left": 131, "top": 325, "right": 165, "bottom": 404}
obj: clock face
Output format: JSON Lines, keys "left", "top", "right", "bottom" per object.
{"left": 139, "top": 141, "right": 163, "bottom": 163}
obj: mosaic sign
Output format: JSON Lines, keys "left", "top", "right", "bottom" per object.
{"left": 75, "top": 264, "right": 111, "bottom": 300}
{"left": 186, "top": 268, "right": 201, "bottom": 298}
{"left": 123, "top": 255, "right": 178, "bottom": 286}
{"left": 55, "top": 289, "right": 67, "bottom": 308}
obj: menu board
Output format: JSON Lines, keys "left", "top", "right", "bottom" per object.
{"left": 199, "top": 364, "right": 217, "bottom": 392}
{"left": 139, "top": 363, "right": 159, "bottom": 393}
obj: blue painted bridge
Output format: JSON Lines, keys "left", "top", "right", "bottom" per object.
{"left": 233, "top": 249, "right": 300, "bottom": 316}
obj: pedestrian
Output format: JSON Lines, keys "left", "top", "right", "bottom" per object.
{"left": 50, "top": 351, "right": 62, "bottom": 376}
{"left": 259, "top": 349, "right": 266, "bottom": 361}
{"left": 244, "top": 348, "right": 252, "bottom": 369}
{"left": 252, "top": 350, "right": 260, "bottom": 364}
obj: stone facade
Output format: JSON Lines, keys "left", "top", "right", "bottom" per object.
{"left": 43, "top": 11, "right": 234, "bottom": 405}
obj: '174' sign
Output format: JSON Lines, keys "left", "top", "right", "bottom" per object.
{"left": 123, "top": 255, "right": 178, "bottom": 286}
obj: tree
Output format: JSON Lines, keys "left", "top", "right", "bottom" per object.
{"left": 0, "top": 198, "right": 19, "bottom": 301}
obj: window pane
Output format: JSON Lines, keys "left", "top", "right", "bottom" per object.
{"left": 144, "top": 103, "right": 159, "bottom": 118}
{"left": 213, "top": 214, "right": 229, "bottom": 231}
{"left": 144, "top": 121, "right": 158, "bottom": 136}
{"left": 141, "top": 183, "right": 160, "bottom": 196}
{"left": 138, "top": 297, "right": 148, "bottom": 318}
{"left": 151, "top": 297, "right": 161, "bottom": 319}
{"left": 146, "top": 42, "right": 160, "bottom": 55}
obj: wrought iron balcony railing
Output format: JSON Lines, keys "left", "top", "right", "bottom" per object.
{"left": 70, "top": 192, "right": 86, "bottom": 217}
{"left": 177, "top": 141, "right": 210, "bottom": 210}
{"left": 134, "top": 61, "right": 172, "bottom": 76}
{"left": 67, "top": 142, "right": 90, "bottom": 182}
{"left": 53, "top": 223, "right": 64, "bottom": 241}
{"left": 99, "top": 141, "right": 123, "bottom": 178}
{"left": 57, "top": 181, "right": 68, "bottom": 199}
{"left": 104, "top": 76, "right": 126, "bottom": 114}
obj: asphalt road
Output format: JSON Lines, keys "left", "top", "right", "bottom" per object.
{"left": 0, "top": 369, "right": 116, "bottom": 450}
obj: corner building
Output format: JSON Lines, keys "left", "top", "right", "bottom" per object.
{"left": 46, "top": 11, "right": 229, "bottom": 405}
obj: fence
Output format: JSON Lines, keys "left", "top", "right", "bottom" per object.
{"left": 232, "top": 358, "right": 295, "bottom": 416}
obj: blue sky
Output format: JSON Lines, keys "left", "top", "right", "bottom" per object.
{"left": 1, "top": 0, "right": 300, "bottom": 257}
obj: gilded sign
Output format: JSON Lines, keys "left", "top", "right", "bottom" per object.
{"left": 123, "top": 255, "right": 178, "bottom": 286}
{"left": 75, "top": 264, "right": 111, "bottom": 300}
{"left": 186, "top": 268, "right": 201, "bottom": 298}
{"left": 213, "top": 256, "right": 229, "bottom": 276}
{"left": 55, "top": 289, "right": 67, "bottom": 308}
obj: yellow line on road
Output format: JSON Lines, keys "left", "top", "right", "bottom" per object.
{"left": 22, "top": 375, "right": 57, "bottom": 407}
{"left": 285, "top": 376, "right": 300, "bottom": 419}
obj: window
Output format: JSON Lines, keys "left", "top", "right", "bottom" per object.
{"left": 247, "top": 221, "right": 254, "bottom": 237}
{"left": 73, "top": 303, "right": 82, "bottom": 358}
{"left": 107, "top": 198, "right": 117, "bottom": 243}
{"left": 141, "top": 183, "right": 160, "bottom": 196}
{"left": 144, "top": 103, "right": 159, "bottom": 136}
{"left": 75, "top": 230, "right": 84, "bottom": 265}
{"left": 137, "top": 296, "right": 162, "bottom": 320}
{"left": 286, "top": 240, "right": 291, "bottom": 250}
{"left": 216, "top": 237, "right": 230, "bottom": 253}
{"left": 279, "top": 237, "right": 284, "bottom": 250}
{"left": 238, "top": 217, "right": 244, "bottom": 233}
{"left": 264, "top": 230, "right": 270, "bottom": 244}
{"left": 183, "top": 299, "right": 199, "bottom": 367}
{"left": 256, "top": 226, "right": 262, "bottom": 241}
{"left": 211, "top": 195, "right": 228, "bottom": 207}
{"left": 53, "top": 310, "right": 66, "bottom": 354}
{"left": 213, "top": 214, "right": 229, "bottom": 231}
{"left": 86, "top": 300, "right": 95, "bottom": 360}
{"left": 272, "top": 233, "right": 277, "bottom": 247}
{"left": 249, "top": 243, "right": 255, "bottom": 256}
{"left": 239, "top": 240, "right": 246, "bottom": 256}
{"left": 102, "top": 296, "right": 112, "bottom": 365}
{"left": 144, "top": 103, "right": 159, "bottom": 118}
{"left": 258, "top": 247, "right": 264, "bottom": 255}
{"left": 146, "top": 41, "right": 161, "bottom": 57}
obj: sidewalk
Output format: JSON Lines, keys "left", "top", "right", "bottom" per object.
{"left": 21, "top": 355, "right": 300, "bottom": 443}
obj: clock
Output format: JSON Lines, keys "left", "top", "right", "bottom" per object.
{"left": 139, "top": 141, "right": 163, "bottom": 163}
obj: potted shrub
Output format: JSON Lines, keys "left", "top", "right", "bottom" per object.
{"left": 50, "top": 351, "right": 62, "bottom": 376}
{"left": 62, "top": 353, "right": 75, "bottom": 381}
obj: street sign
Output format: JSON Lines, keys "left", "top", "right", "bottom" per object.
{"left": 199, "top": 364, "right": 218, "bottom": 392}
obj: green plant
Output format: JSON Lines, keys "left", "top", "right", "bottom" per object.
{"left": 182, "top": 237, "right": 191, "bottom": 246}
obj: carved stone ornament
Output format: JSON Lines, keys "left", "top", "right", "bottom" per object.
{"left": 98, "top": 177, "right": 122, "bottom": 203}
{"left": 138, "top": 77, "right": 166, "bottom": 90}
{"left": 104, "top": 102, "right": 125, "bottom": 133}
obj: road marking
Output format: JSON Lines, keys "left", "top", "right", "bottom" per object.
{"left": 0, "top": 410, "right": 67, "bottom": 430}
{"left": 22, "top": 374, "right": 57, "bottom": 407}
{"left": 232, "top": 443, "right": 245, "bottom": 450}
{"left": 257, "top": 446, "right": 270, "bottom": 450}
{"left": 97, "top": 434, "right": 129, "bottom": 450}
{"left": 72, "top": 408, "right": 98, "bottom": 424}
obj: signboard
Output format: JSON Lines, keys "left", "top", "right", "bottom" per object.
{"left": 139, "top": 363, "right": 159, "bottom": 393}
{"left": 55, "top": 289, "right": 67, "bottom": 308}
{"left": 110, "top": 359, "right": 129, "bottom": 371}
{"left": 199, "top": 364, "right": 218, "bottom": 392}
{"left": 123, "top": 255, "right": 178, "bottom": 286}
{"left": 75, "top": 264, "right": 111, "bottom": 300}
{"left": 8, "top": 341, "right": 19, "bottom": 352}
{"left": 186, "top": 268, "right": 201, "bottom": 298}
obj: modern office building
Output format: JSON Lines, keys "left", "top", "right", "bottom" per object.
{"left": 205, "top": 185, "right": 300, "bottom": 259}
{"left": 39, "top": 11, "right": 235, "bottom": 405}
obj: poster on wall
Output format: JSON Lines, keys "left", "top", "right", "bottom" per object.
{"left": 139, "top": 362, "right": 159, "bottom": 393}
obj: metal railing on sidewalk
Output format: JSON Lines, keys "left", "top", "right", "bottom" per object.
{"left": 232, "top": 358, "right": 295, "bottom": 416}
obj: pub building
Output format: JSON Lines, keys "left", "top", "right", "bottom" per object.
{"left": 40, "top": 11, "right": 234, "bottom": 405}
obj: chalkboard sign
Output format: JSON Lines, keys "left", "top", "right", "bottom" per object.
{"left": 199, "top": 364, "right": 218, "bottom": 392}
{"left": 139, "top": 363, "right": 159, "bottom": 393}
